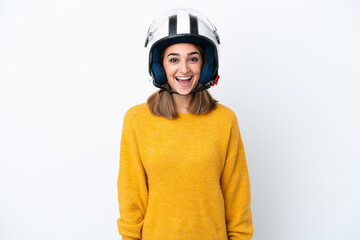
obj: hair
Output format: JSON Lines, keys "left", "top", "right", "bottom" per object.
{"left": 147, "top": 43, "right": 218, "bottom": 120}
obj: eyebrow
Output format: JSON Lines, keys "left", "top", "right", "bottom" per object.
{"left": 167, "top": 51, "right": 200, "bottom": 57}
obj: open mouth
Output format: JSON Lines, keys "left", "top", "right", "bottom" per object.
{"left": 175, "top": 76, "right": 193, "bottom": 87}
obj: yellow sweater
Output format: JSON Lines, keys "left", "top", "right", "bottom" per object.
{"left": 117, "top": 102, "right": 253, "bottom": 240}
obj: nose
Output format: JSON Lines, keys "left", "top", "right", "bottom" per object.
{"left": 179, "top": 61, "right": 189, "bottom": 74}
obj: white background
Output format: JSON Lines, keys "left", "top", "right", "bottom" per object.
{"left": 1, "top": 0, "right": 359, "bottom": 239}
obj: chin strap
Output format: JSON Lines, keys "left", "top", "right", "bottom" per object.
{"left": 158, "top": 84, "right": 210, "bottom": 95}
{"left": 155, "top": 75, "right": 220, "bottom": 96}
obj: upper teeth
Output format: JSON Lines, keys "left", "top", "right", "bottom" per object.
{"left": 176, "top": 77, "right": 191, "bottom": 80}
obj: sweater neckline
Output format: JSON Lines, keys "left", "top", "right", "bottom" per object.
{"left": 178, "top": 112, "right": 192, "bottom": 115}
{"left": 177, "top": 112, "right": 194, "bottom": 118}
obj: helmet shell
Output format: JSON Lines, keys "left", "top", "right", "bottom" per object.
{"left": 145, "top": 9, "right": 220, "bottom": 87}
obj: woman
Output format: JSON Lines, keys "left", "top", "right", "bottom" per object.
{"left": 117, "top": 9, "right": 254, "bottom": 240}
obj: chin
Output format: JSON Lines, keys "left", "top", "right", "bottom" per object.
{"left": 174, "top": 85, "right": 196, "bottom": 95}
{"left": 177, "top": 90, "right": 192, "bottom": 95}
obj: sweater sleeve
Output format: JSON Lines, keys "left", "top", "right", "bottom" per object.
{"left": 220, "top": 115, "right": 254, "bottom": 240}
{"left": 117, "top": 110, "right": 149, "bottom": 240}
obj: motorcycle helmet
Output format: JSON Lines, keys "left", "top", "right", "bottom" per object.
{"left": 144, "top": 8, "right": 221, "bottom": 95}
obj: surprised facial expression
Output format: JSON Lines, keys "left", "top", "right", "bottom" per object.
{"left": 162, "top": 43, "right": 203, "bottom": 95}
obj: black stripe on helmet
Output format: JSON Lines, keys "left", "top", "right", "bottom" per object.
{"left": 189, "top": 14, "right": 198, "bottom": 35}
{"left": 168, "top": 15, "right": 177, "bottom": 36}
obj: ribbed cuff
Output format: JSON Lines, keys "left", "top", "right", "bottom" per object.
{"left": 121, "top": 236, "right": 138, "bottom": 240}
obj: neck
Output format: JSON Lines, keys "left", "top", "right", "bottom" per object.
{"left": 172, "top": 93, "right": 193, "bottom": 114}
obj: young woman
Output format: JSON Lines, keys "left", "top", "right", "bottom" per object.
{"left": 117, "top": 9, "right": 254, "bottom": 240}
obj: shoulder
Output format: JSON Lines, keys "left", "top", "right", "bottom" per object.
{"left": 213, "top": 103, "right": 242, "bottom": 136}
{"left": 212, "top": 103, "right": 238, "bottom": 123}
{"left": 122, "top": 102, "right": 150, "bottom": 125}
{"left": 124, "top": 102, "right": 148, "bottom": 118}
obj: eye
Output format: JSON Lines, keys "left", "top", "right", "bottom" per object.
{"left": 189, "top": 57, "right": 199, "bottom": 62}
{"left": 169, "top": 58, "right": 178, "bottom": 63}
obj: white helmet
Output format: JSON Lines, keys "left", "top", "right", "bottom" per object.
{"left": 144, "top": 8, "right": 221, "bottom": 94}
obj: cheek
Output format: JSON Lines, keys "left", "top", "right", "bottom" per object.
{"left": 164, "top": 65, "right": 175, "bottom": 77}
{"left": 194, "top": 64, "right": 202, "bottom": 75}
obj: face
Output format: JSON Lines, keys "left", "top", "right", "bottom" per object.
{"left": 162, "top": 43, "right": 203, "bottom": 95}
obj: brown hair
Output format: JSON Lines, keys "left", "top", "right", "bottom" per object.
{"left": 147, "top": 44, "right": 218, "bottom": 120}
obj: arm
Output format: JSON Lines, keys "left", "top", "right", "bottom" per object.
{"left": 220, "top": 115, "right": 254, "bottom": 240}
{"left": 117, "top": 110, "right": 148, "bottom": 240}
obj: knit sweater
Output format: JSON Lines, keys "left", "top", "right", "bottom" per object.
{"left": 117, "top": 102, "right": 253, "bottom": 240}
